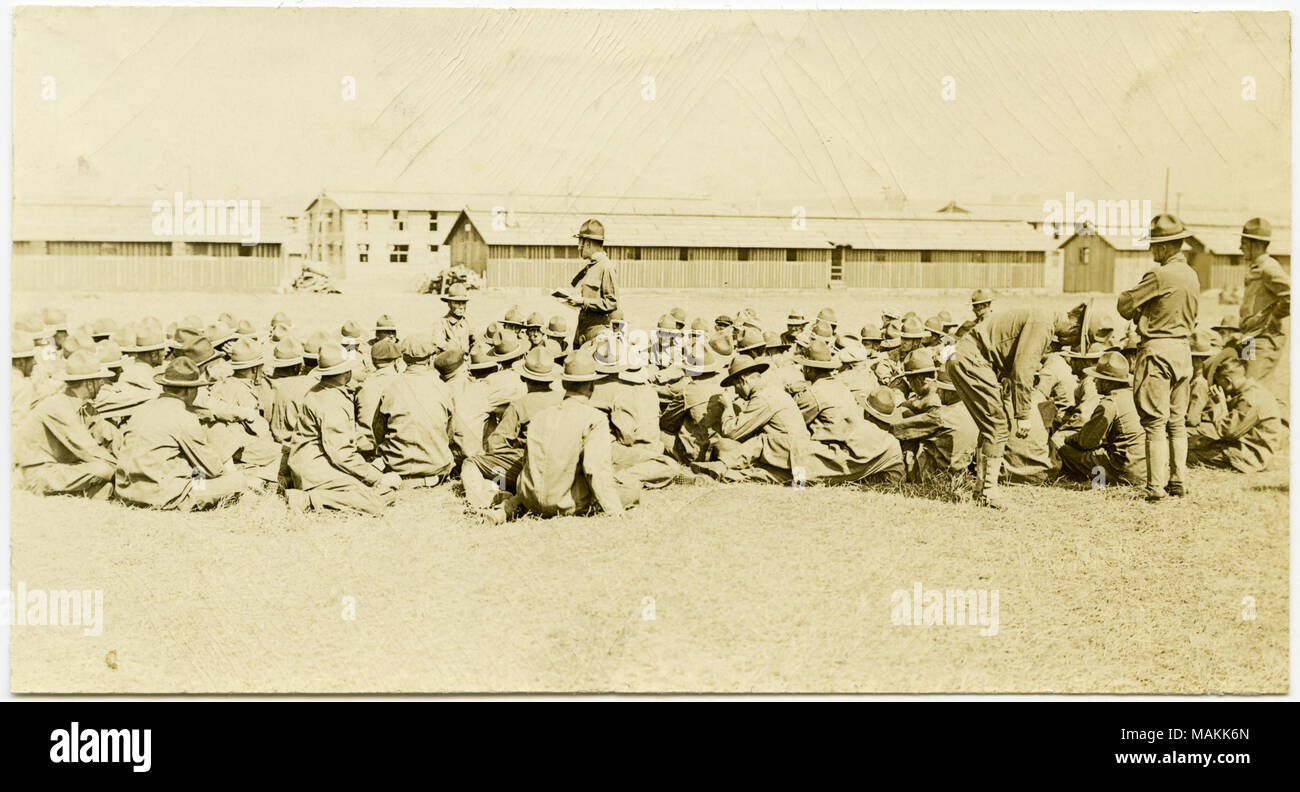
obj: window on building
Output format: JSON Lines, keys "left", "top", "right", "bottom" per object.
{"left": 627, "top": 247, "right": 640, "bottom": 261}
{"left": 1080, "top": 248, "right": 1091, "bottom": 265}
{"left": 971, "top": 251, "right": 985, "bottom": 263}
{"left": 679, "top": 248, "right": 689, "bottom": 262}
{"left": 358, "top": 243, "right": 369, "bottom": 264}
{"left": 738, "top": 248, "right": 749, "bottom": 262}
{"left": 239, "top": 245, "right": 253, "bottom": 257}
{"left": 359, "top": 212, "right": 368, "bottom": 231}
{"left": 873, "top": 250, "right": 887, "bottom": 262}
{"left": 920, "top": 250, "right": 932, "bottom": 263}
{"left": 429, "top": 212, "right": 438, "bottom": 232}
{"left": 392, "top": 210, "right": 405, "bottom": 232}
{"left": 786, "top": 249, "right": 797, "bottom": 262}
{"left": 390, "top": 244, "right": 408, "bottom": 264}
{"left": 429, "top": 244, "right": 438, "bottom": 253}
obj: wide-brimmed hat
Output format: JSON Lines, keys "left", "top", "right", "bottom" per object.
{"left": 862, "top": 386, "right": 901, "bottom": 425}
{"left": 764, "top": 330, "right": 790, "bottom": 350}
{"left": 858, "top": 323, "right": 884, "bottom": 342}
{"left": 234, "top": 319, "right": 259, "bottom": 339}
{"left": 1065, "top": 342, "right": 1107, "bottom": 360}
{"left": 670, "top": 307, "right": 687, "bottom": 328}
{"left": 205, "top": 322, "right": 237, "bottom": 347}
{"left": 226, "top": 337, "right": 265, "bottom": 370}
{"left": 153, "top": 356, "right": 209, "bottom": 388}
{"left": 1213, "top": 314, "right": 1241, "bottom": 333}
{"left": 816, "top": 307, "right": 838, "bottom": 327}
{"left": 879, "top": 335, "right": 902, "bottom": 350}
{"left": 59, "top": 349, "right": 113, "bottom": 382}
{"left": 1241, "top": 217, "right": 1272, "bottom": 242}
{"left": 714, "top": 314, "right": 733, "bottom": 328}
{"left": 491, "top": 331, "right": 527, "bottom": 363}
{"left": 545, "top": 315, "right": 569, "bottom": 339}
{"left": 795, "top": 338, "right": 841, "bottom": 370}
{"left": 340, "top": 321, "right": 364, "bottom": 344}
{"left": 96, "top": 340, "right": 126, "bottom": 369}
{"left": 374, "top": 314, "right": 398, "bottom": 332}
{"left": 971, "top": 289, "right": 994, "bottom": 306}
{"left": 502, "top": 306, "right": 526, "bottom": 328}
{"left": 1145, "top": 213, "right": 1192, "bottom": 244}
{"left": 400, "top": 333, "right": 437, "bottom": 361}
{"left": 720, "top": 354, "right": 770, "bottom": 387}
{"left": 89, "top": 317, "right": 117, "bottom": 341}
{"left": 655, "top": 314, "right": 682, "bottom": 336}
{"left": 271, "top": 338, "right": 304, "bottom": 368}
{"left": 315, "top": 344, "right": 354, "bottom": 376}
{"left": 682, "top": 345, "right": 719, "bottom": 377}
{"left": 898, "top": 348, "right": 937, "bottom": 378}
{"left": 270, "top": 311, "right": 292, "bottom": 328}
{"left": 736, "top": 326, "right": 766, "bottom": 354}
{"left": 12, "top": 335, "right": 36, "bottom": 359}
{"left": 519, "top": 346, "right": 559, "bottom": 383}
{"left": 1190, "top": 329, "right": 1222, "bottom": 358}
{"left": 1084, "top": 351, "right": 1132, "bottom": 384}
{"left": 786, "top": 310, "right": 808, "bottom": 325}
{"left": 370, "top": 338, "right": 401, "bottom": 363}
{"left": 440, "top": 283, "right": 471, "bottom": 303}
{"left": 177, "top": 337, "right": 223, "bottom": 369}
{"left": 924, "top": 316, "right": 948, "bottom": 338}
{"left": 838, "top": 339, "right": 868, "bottom": 364}
{"left": 525, "top": 311, "right": 545, "bottom": 330}
{"left": 62, "top": 330, "right": 96, "bottom": 356}
{"left": 121, "top": 324, "right": 168, "bottom": 353}
{"left": 42, "top": 307, "right": 69, "bottom": 332}
{"left": 301, "top": 331, "right": 328, "bottom": 361}
{"left": 468, "top": 346, "right": 498, "bottom": 373}
{"left": 572, "top": 218, "right": 605, "bottom": 242}
{"left": 561, "top": 349, "right": 602, "bottom": 382}
{"left": 899, "top": 316, "right": 928, "bottom": 340}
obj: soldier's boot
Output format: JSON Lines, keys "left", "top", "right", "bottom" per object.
{"left": 460, "top": 460, "right": 495, "bottom": 509}
{"left": 977, "top": 455, "right": 1006, "bottom": 509}
{"left": 1166, "top": 434, "right": 1188, "bottom": 497}
{"left": 285, "top": 488, "right": 310, "bottom": 513}
{"left": 1144, "top": 436, "right": 1170, "bottom": 502}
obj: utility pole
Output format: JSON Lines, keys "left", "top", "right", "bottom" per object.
{"left": 1176, "top": 192, "right": 1182, "bottom": 216}
{"left": 1163, "top": 167, "right": 1170, "bottom": 212}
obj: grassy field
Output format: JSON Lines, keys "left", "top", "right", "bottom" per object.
{"left": 8, "top": 283, "right": 1289, "bottom": 693}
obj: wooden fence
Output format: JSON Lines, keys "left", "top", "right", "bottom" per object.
{"left": 11, "top": 255, "right": 292, "bottom": 292}
{"left": 487, "top": 246, "right": 831, "bottom": 289}
{"left": 840, "top": 249, "right": 1045, "bottom": 289}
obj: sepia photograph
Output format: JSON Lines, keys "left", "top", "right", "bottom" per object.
{"left": 5, "top": 4, "right": 1290, "bottom": 695}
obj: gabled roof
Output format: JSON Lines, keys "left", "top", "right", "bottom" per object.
{"left": 465, "top": 211, "right": 831, "bottom": 249}
{"left": 821, "top": 217, "right": 1048, "bottom": 252}
{"left": 12, "top": 200, "right": 289, "bottom": 243}
{"left": 312, "top": 191, "right": 477, "bottom": 212}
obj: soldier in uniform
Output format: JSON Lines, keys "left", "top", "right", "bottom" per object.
{"left": 891, "top": 366, "right": 977, "bottom": 485}
{"left": 945, "top": 302, "right": 1095, "bottom": 507}
{"left": 1058, "top": 351, "right": 1146, "bottom": 486}
{"left": 1235, "top": 217, "right": 1290, "bottom": 386}
{"left": 114, "top": 357, "right": 251, "bottom": 510}
{"left": 1188, "top": 355, "right": 1283, "bottom": 473}
{"left": 1117, "top": 213, "right": 1200, "bottom": 501}
{"left": 555, "top": 219, "right": 618, "bottom": 343}
{"left": 461, "top": 346, "right": 563, "bottom": 508}
{"left": 14, "top": 349, "right": 116, "bottom": 497}
{"left": 373, "top": 334, "right": 457, "bottom": 487}
{"left": 354, "top": 338, "right": 401, "bottom": 458}
{"left": 288, "top": 345, "right": 402, "bottom": 515}
{"left": 433, "top": 283, "right": 473, "bottom": 354}
{"left": 491, "top": 350, "right": 637, "bottom": 522}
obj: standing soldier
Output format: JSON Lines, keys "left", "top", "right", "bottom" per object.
{"left": 1117, "top": 213, "right": 1200, "bottom": 502}
{"left": 1236, "top": 217, "right": 1290, "bottom": 386}
{"left": 433, "top": 283, "right": 472, "bottom": 354}
{"left": 946, "top": 303, "right": 1094, "bottom": 507}
{"left": 555, "top": 219, "right": 618, "bottom": 343}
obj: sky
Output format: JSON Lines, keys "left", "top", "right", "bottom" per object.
{"left": 12, "top": 7, "right": 1292, "bottom": 221}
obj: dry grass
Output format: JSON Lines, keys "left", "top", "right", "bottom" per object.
{"left": 9, "top": 283, "right": 1289, "bottom": 693}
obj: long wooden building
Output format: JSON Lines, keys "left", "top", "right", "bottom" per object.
{"left": 12, "top": 200, "right": 290, "bottom": 292}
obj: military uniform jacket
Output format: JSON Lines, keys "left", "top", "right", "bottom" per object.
{"left": 571, "top": 251, "right": 618, "bottom": 338}
{"left": 373, "top": 365, "right": 456, "bottom": 477}
{"left": 966, "top": 308, "right": 1057, "bottom": 422}
{"left": 354, "top": 365, "right": 399, "bottom": 454}
{"left": 610, "top": 382, "right": 663, "bottom": 453}
{"left": 1068, "top": 388, "right": 1145, "bottom": 473}
{"left": 290, "top": 383, "right": 383, "bottom": 490}
{"left": 1117, "top": 253, "right": 1200, "bottom": 339}
{"left": 1204, "top": 380, "right": 1282, "bottom": 472}
{"left": 720, "top": 384, "right": 810, "bottom": 470}
{"left": 433, "top": 314, "right": 472, "bottom": 354}
{"left": 517, "top": 396, "right": 623, "bottom": 516}
{"left": 892, "top": 401, "right": 978, "bottom": 474}
{"left": 486, "top": 388, "right": 563, "bottom": 454}
{"left": 114, "top": 395, "right": 228, "bottom": 508}
{"left": 1240, "top": 253, "right": 1290, "bottom": 340}
{"left": 269, "top": 374, "right": 316, "bottom": 445}
{"left": 15, "top": 391, "right": 114, "bottom": 471}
